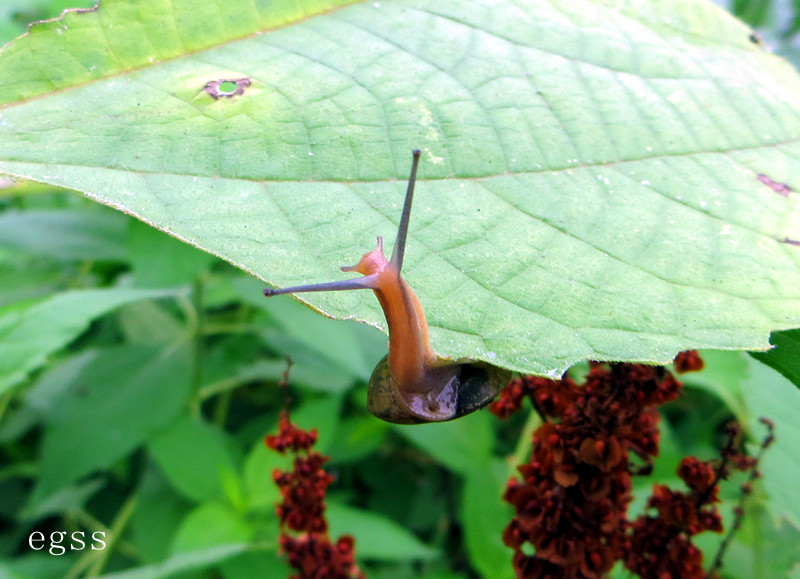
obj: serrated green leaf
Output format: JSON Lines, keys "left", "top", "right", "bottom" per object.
{"left": 1, "top": 0, "right": 799, "bottom": 377}
{"left": 0, "top": 287, "right": 182, "bottom": 394}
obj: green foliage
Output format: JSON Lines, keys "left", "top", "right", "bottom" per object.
{"left": 0, "top": 287, "right": 182, "bottom": 394}
{"left": 740, "top": 359, "right": 800, "bottom": 530}
{"left": 326, "top": 501, "right": 440, "bottom": 561}
{"left": 34, "top": 344, "right": 192, "bottom": 501}
{"left": 0, "top": 0, "right": 799, "bottom": 578}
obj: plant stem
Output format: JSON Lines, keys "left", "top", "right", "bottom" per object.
{"left": 87, "top": 493, "right": 138, "bottom": 577}
{"left": 64, "top": 494, "right": 137, "bottom": 579}
{"left": 201, "top": 322, "right": 264, "bottom": 336}
{"left": 190, "top": 276, "right": 205, "bottom": 401}
{"left": 0, "top": 389, "right": 12, "bottom": 424}
{"left": 213, "top": 389, "right": 233, "bottom": 428}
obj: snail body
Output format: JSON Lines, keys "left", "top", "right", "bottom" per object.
{"left": 264, "top": 150, "right": 510, "bottom": 423}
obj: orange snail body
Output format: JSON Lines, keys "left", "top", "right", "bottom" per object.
{"left": 263, "top": 150, "right": 511, "bottom": 423}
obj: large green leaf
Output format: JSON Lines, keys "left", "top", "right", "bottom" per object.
{"left": 1, "top": 0, "right": 799, "bottom": 376}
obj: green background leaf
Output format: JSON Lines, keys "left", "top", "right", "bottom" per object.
{"left": 94, "top": 544, "right": 249, "bottom": 579}
{"left": 0, "top": 287, "right": 181, "bottom": 394}
{"left": 397, "top": 409, "right": 494, "bottom": 474}
{"left": 750, "top": 329, "right": 800, "bottom": 389}
{"left": 326, "top": 500, "right": 440, "bottom": 561}
{"left": 462, "top": 459, "right": 515, "bottom": 579}
{"left": 741, "top": 358, "right": 800, "bottom": 529}
{"left": 1, "top": 0, "right": 798, "bottom": 376}
{"left": 33, "top": 343, "right": 192, "bottom": 501}
{"left": 148, "top": 414, "right": 241, "bottom": 504}
{"left": 170, "top": 502, "right": 253, "bottom": 553}
{"left": 0, "top": 209, "right": 126, "bottom": 261}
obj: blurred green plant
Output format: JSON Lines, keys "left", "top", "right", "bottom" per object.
{"left": 715, "top": 0, "right": 800, "bottom": 68}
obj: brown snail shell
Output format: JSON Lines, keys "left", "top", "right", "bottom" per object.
{"left": 367, "top": 355, "right": 512, "bottom": 424}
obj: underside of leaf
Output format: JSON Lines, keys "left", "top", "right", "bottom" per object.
{"left": 1, "top": 0, "right": 799, "bottom": 376}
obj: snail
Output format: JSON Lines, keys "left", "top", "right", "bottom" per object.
{"left": 263, "top": 150, "right": 511, "bottom": 424}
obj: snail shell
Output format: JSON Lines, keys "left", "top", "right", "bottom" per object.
{"left": 367, "top": 355, "right": 511, "bottom": 424}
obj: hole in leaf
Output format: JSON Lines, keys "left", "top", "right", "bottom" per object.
{"left": 204, "top": 78, "right": 251, "bottom": 100}
{"left": 218, "top": 80, "right": 238, "bottom": 93}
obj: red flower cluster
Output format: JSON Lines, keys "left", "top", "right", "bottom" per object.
{"left": 272, "top": 449, "right": 333, "bottom": 534}
{"left": 491, "top": 356, "right": 695, "bottom": 578}
{"left": 625, "top": 456, "right": 723, "bottom": 579}
{"left": 266, "top": 410, "right": 365, "bottom": 579}
{"left": 626, "top": 417, "right": 773, "bottom": 579}
{"left": 265, "top": 410, "right": 319, "bottom": 454}
{"left": 280, "top": 534, "right": 362, "bottom": 579}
